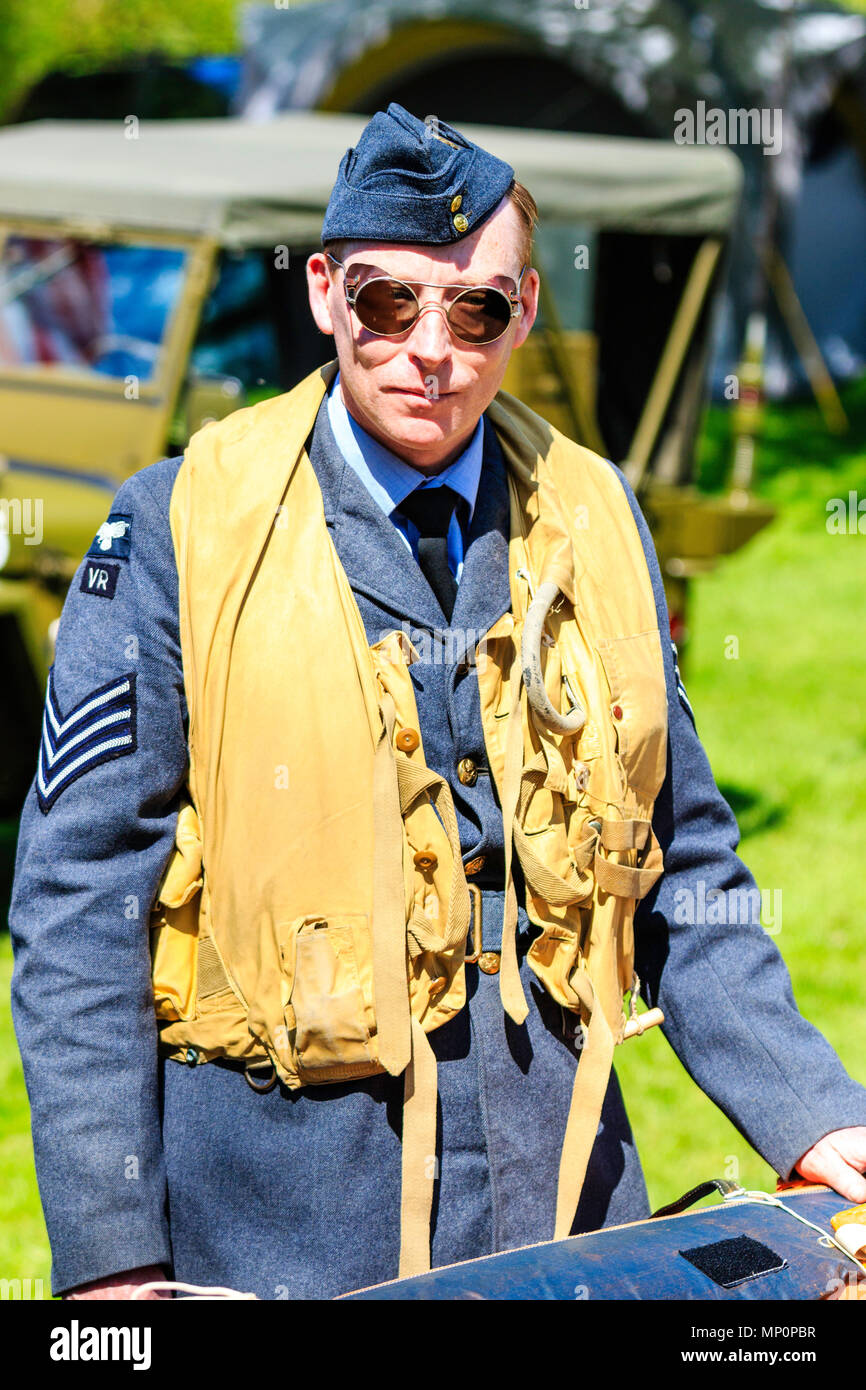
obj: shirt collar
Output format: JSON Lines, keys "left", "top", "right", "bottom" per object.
{"left": 327, "top": 370, "right": 483, "bottom": 523}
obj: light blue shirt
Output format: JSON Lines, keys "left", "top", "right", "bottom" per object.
{"left": 327, "top": 372, "right": 484, "bottom": 583}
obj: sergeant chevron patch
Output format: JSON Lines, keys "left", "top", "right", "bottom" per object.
{"left": 37, "top": 669, "right": 137, "bottom": 813}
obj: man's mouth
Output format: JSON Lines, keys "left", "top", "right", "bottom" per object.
{"left": 383, "top": 385, "right": 455, "bottom": 396}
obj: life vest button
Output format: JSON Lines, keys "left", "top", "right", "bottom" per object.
{"left": 612, "top": 704, "right": 624, "bottom": 720}
{"left": 478, "top": 951, "right": 501, "bottom": 975}
{"left": 396, "top": 727, "right": 420, "bottom": 753}
{"left": 413, "top": 850, "right": 438, "bottom": 872}
{"left": 457, "top": 757, "right": 478, "bottom": 786}
{"left": 428, "top": 975, "right": 447, "bottom": 994}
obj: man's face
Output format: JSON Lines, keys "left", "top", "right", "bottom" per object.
{"left": 306, "top": 196, "right": 539, "bottom": 473}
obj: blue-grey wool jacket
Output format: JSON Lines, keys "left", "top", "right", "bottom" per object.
{"left": 10, "top": 399, "right": 866, "bottom": 1299}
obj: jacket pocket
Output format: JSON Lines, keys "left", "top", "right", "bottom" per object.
{"left": 284, "top": 914, "right": 377, "bottom": 1077}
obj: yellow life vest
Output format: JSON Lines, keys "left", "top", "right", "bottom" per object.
{"left": 150, "top": 360, "right": 668, "bottom": 1275}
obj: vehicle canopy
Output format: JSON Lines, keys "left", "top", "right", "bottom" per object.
{"left": 0, "top": 111, "right": 742, "bottom": 244}
{"left": 0, "top": 114, "right": 749, "bottom": 811}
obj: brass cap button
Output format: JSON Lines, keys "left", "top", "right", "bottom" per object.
{"left": 453, "top": 212, "right": 469, "bottom": 234}
{"left": 457, "top": 757, "right": 478, "bottom": 786}
{"left": 396, "top": 727, "right": 420, "bottom": 753}
{"left": 464, "top": 855, "right": 486, "bottom": 877}
{"left": 413, "top": 850, "right": 438, "bottom": 872}
{"left": 478, "top": 951, "right": 501, "bottom": 975}
{"left": 450, "top": 194, "right": 463, "bottom": 212}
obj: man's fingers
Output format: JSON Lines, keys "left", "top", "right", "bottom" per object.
{"left": 798, "top": 1139, "right": 866, "bottom": 1205}
{"left": 833, "top": 1127, "right": 866, "bottom": 1171}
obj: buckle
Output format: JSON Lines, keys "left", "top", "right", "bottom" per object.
{"left": 465, "top": 883, "right": 482, "bottom": 963}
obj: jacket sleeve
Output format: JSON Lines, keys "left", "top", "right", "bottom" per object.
{"left": 9, "top": 457, "right": 187, "bottom": 1295}
{"left": 609, "top": 464, "right": 866, "bottom": 1180}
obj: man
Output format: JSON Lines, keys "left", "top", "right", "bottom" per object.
{"left": 10, "top": 103, "right": 866, "bottom": 1301}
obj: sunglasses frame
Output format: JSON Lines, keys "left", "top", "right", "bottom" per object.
{"left": 325, "top": 252, "right": 527, "bottom": 344}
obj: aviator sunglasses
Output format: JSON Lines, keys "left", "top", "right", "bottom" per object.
{"left": 326, "top": 252, "right": 527, "bottom": 345}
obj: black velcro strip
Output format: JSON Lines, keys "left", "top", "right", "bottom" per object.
{"left": 678, "top": 1234, "right": 788, "bottom": 1289}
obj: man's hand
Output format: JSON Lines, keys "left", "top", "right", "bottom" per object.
{"left": 795, "top": 1127, "right": 866, "bottom": 1203}
{"left": 64, "top": 1265, "right": 171, "bottom": 1300}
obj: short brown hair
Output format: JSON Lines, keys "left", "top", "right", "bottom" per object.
{"left": 507, "top": 179, "right": 538, "bottom": 265}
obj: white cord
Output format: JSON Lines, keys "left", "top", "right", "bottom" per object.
{"left": 723, "top": 1188, "right": 866, "bottom": 1277}
{"left": 129, "top": 1280, "right": 258, "bottom": 1300}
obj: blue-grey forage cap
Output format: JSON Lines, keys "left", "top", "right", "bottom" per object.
{"left": 321, "top": 103, "right": 515, "bottom": 246}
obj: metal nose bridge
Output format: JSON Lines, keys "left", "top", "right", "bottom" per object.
{"left": 413, "top": 301, "right": 452, "bottom": 323}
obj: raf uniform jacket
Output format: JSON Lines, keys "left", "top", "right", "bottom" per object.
{"left": 10, "top": 400, "right": 866, "bottom": 1298}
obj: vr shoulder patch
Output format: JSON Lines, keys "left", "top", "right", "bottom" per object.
{"left": 87, "top": 512, "right": 132, "bottom": 561}
{"left": 37, "top": 669, "right": 137, "bottom": 813}
{"left": 80, "top": 560, "right": 120, "bottom": 599}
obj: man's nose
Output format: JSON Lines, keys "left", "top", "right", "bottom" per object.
{"left": 406, "top": 303, "right": 453, "bottom": 367}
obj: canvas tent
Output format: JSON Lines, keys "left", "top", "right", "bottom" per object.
{"left": 238, "top": 0, "right": 866, "bottom": 395}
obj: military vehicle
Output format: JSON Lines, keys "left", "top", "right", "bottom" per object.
{"left": 0, "top": 112, "right": 771, "bottom": 813}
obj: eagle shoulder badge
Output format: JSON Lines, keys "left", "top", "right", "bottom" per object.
{"left": 87, "top": 512, "right": 132, "bottom": 561}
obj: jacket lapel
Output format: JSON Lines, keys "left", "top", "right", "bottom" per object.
{"left": 449, "top": 415, "right": 512, "bottom": 647}
{"left": 308, "top": 399, "right": 512, "bottom": 642}
{"left": 309, "top": 398, "right": 446, "bottom": 630}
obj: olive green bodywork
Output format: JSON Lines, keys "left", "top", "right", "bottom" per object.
{"left": 0, "top": 112, "right": 770, "bottom": 812}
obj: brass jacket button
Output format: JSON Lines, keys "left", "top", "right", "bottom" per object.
{"left": 413, "top": 850, "right": 438, "bottom": 872}
{"left": 450, "top": 194, "right": 463, "bottom": 212}
{"left": 453, "top": 212, "right": 469, "bottom": 233}
{"left": 396, "top": 727, "right": 420, "bottom": 753}
{"left": 478, "top": 951, "right": 501, "bottom": 975}
{"left": 457, "top": 757, "right": 478, "bottom": 786}
{"left": 464, "top": 855, "right": 486, "bottom": 877}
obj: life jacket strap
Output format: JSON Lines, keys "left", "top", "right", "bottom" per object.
{"left": 399, "top": 1016, "right": 438, "bottom": 1277}
{"left": 372, "top": 695, "right": 412, "bottom": 1077}
{"left": 554, "top": 985, "right": 616, "bottom": 1241}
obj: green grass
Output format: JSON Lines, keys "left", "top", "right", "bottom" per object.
{"left": 617, "top": 376, "right": 866, "bottom": 1206}
{"left": 2, "top": 378, "right": 866, "bottom": 1290}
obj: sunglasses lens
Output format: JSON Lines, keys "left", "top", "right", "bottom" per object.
{"left": 353, "top": 279, "right": 418, "bottom": 335}
{"left": 349, "top": 274, "right": 514, "bottom": 343}
{"left": 448, "top": 287, "right": 512, "bottom": 344}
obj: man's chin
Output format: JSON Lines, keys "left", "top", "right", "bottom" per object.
{"left": 373, "top": 407, "right": 468, "bottom": 452}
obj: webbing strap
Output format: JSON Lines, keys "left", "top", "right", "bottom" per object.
{"left": 399, "top": 1016, "right": 438, "bottom": 1278}
{"left": 553, "top": 992, "right": 615, "bottom": 1240}
{"left": 599, "top": 818, "right": 651, "bottom": 852}
{"left": 511, "top": 749, "right": 593, "bottom": 906}
{"left": 499, "top": 644, "right": 529, "bottom": 1025}
{"left": 372, "top": 696, "right": 412, "bottom": 1077}
{"left": 593, "top": 836, "right": 663, "bottom": 899}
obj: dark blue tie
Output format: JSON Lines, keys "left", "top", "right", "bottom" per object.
{"left": 399, "top": 485, "right": 462, "bottom": 621}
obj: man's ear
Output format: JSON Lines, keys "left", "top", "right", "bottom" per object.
{"left": 306, "top": 252, "right": 336, "bottom": 337}
{"left": 511, "top": 266, "right": 539, "bottom": 350}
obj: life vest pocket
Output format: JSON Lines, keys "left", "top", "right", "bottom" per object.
{"left": 284, "top": 915, "right": 378, "bottom": 1079}
{"left": 527, "top": 920, "right": 588, "bottom": 1015}
{"left": 150, "top": 800, "right": 205, "bottom": 1021}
